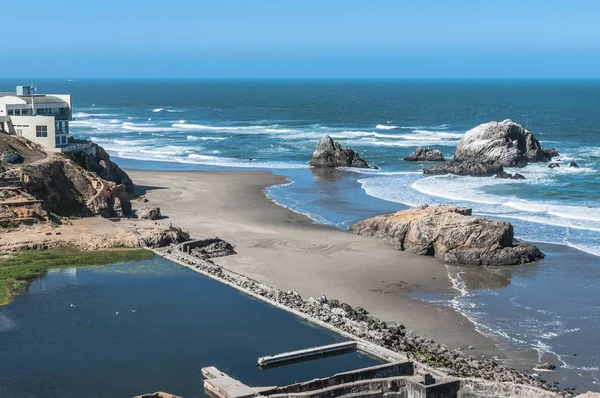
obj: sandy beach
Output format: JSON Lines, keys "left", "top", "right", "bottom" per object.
{"left": 126, "top": 169, "right": 536, "bottom": 365}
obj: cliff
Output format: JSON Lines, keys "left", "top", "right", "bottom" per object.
{"left": 0, "top": 134, "right": 134, "bottom": 217}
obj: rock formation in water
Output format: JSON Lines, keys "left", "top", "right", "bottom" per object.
{"left": 424, "top": 161, "right": 504, "bottom": 177}
{"left": 0, "top": 134, "right": 134, "bottom": 217}
{"left": 495, "top": 172, "right": 526, "bottom": 180}
{"left": 309, "top": 135, "right": 370, "bottom": 168}
{"left": 404, "top": 147, "right": 445, "bottom": 162}
{"left": 349, "top": 204, "right": 544, "bottom": 266}
{"left": 569, "top": 161, "right": 579, "bottom": 168}
{"left": 454, "top": 120, "right": 558, "bottom": 167}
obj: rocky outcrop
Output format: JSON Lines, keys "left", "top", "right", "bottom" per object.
{"left": 569, "top": 161, "right": 579, "bottom": 168}
{"left": 137, "top": 207, "right": 161, "bottom": 220}
{"left": 404, "top": 147, "right": 445, "bottom": 162}
{"left": 0, "top": 134, "right": 134, "bottom": 218}
{"left": 140, "top": 225, "right": 189, "bottom": 248}
{"left": 424, "top": 161, "right": 503, "bottom": 177}
{"left": 309, "top": 135, "right": 370, "bottom": 168}
{"left": 349, "top": 204, "right": 544, "bottom": 266}
{"left": 495, "top": 172, "right": 526, "bottom": 180}
{"left": 15, "top": 156, "right": 132, "bottom": 218}
{"left": 69, "top": 143, "right": 135, "bottom": 195}
{"left": 454, "top": 120, "right": 558, "bottom": 167}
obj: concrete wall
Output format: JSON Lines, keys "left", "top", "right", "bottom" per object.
{"left": 9, "top": 115, "right": 57, "bottom": 149}
{"left": 262, "top": 362, "right": 415, "bottom": 396}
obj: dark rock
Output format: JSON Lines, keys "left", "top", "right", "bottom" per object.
{"left": 454, "top": 120, "right": 558, "bottom": 166}
{"left": 495, "top": 172, "right": 512, "bottom": 179}
{"left": 512, "top": 173, "right": 526, "bottom": 180}
{"left": 548, "top": 163, "right": 560, "bottom": 169}
{"left": 309, "top": 135, "right": 369, "bottom": 168}
{"left": 569, "top": 161, "right": 580, "bottom": 168}
{"left": 535, "top": 362, "right": 557, "bottom": 371}
{"left": 349, "top": 204, "right": 544, "bottom": 266}
{"left": 2, "top": 151, "right": 23, "bottom": 164}
{"left": 404, "top": 147, "right": 445, "bottom": 162}
{"left": 424, "top": 161, "right": 504, "bottom": 177}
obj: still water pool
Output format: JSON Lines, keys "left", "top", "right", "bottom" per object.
{"left": 0, "top": 257, "right": 379, "bottom": 397}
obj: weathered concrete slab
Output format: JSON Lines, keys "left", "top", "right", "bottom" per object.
{"left": 258, "top": 341, "right": 358, "bottom": 367}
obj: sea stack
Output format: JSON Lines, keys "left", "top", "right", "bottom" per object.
{"left": 403, "top": 146, "right": 445, "bottom": 162}
{"left": 309, "top": 135, "right": 370, "bottom": 168}
{"left": 349, "top": 204, "right": 544, "bottom": 266}
{"left": 454, "top": 120, "right": 558, "bottom": 167}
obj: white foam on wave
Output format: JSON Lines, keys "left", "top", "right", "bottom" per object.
{"left": 186, "top": 135, "right": 226, "bottom": 141}
{"left": 376, "top": 124, "right": 398, "bottom": 130}
{"left": 358, "top": 172, "right": 600, "bottom": 257}
{"left": 73, "top": 112, "right": 118, "bottom": 118}
{"left": 152, "top": 108, "right": 183, "bottom": 113}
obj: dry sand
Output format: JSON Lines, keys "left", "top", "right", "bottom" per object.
{"left": 126, "top": 169, "right": 526, "bottom": 362}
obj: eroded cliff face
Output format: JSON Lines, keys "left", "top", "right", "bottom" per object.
{"left": 20, "top": 156, "right": 131, "bottom": 217}
{"left": 69, "top": 144, "right": 135, "bottom": 195}
{"left": 0, "top": 134, "right": 134, "bottom": 217}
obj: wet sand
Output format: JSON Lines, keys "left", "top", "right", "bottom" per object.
{"left": 126, "top": 169, "right": 538, "bottom": 365}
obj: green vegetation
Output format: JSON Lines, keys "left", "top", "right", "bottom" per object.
{"left": 0, "top": 246, "right": 155, "bottom": 306}
{"left": 0, "top": 221, "right": 17, "bottom": 229}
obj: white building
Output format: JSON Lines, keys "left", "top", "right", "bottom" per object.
{"left": 0, "top": 85, "right": 74, "bottom": 151}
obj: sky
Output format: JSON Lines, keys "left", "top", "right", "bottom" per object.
{"left": 3, "top": 0, "right": 600, "bottom": 79}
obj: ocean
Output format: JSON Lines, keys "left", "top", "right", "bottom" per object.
{"left": 1, "top": 79, "right": 599, "bottom": 390}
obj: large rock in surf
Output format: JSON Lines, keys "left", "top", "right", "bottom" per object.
{"left": 424, "top": 161, "right": 503, "bottom": 177}
{"left": 349, "top": 204, "right": 544, "bottom": 266}
{"left": 454, "top": 120, "right": 558, "bottom": 167}
{"left": 309, "top": 135, "right": 369, "bottom": 168}
{"left": 404, "top": 147, "right": 445, "bottom": 162}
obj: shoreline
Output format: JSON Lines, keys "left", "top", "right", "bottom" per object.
{"left": 124, "top": 169, "right": 543, "bottom": 371}
{"left": 154, "top": 246, "right": 558, "bottom": 397}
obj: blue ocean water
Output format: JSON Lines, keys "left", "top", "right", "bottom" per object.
{"left": 1, "top": 79, "right": 599, "bottom": 390}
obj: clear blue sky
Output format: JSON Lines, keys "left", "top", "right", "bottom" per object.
{"left": 3, "top": 0, "right": 599, "bottom": 78}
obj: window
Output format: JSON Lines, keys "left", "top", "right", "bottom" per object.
{"left": 62, "top": 136, "right": 67, "bottom": 144}
{"left": 16, "top": 129, "right": 23, "bottom": 136}
{"left": 36, "top": 125, "right": 48, "bottom": 137}
{"left": 8, "top": 109, "right": 14, "bottom": 116}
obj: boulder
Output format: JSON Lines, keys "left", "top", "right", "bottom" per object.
{"left": 548, "top": 163, "right": 560, "bottom": 169}
{"left": 140, "top": 226, "right": 189, "bottom": 248}
{"left": 454, "top": 120, "right": 558, "bottom": 167}
{"left": 424, "top": 161, "right": 503, "bottom": 177}
{"left": 534, "top": 362, "right": 556, "bottom": 371}
{"left": 309, "top": 135, "right": 369, "bottom": 168}
{"left": 404, "top": 147, "right": 445, "bottom": 162}
{"left": 137, "top": 207, "right": 161, "bottom": 220}
{"left": 349, "top": 204, "right": 544, "bottom": 266}
{"left": 569, "top": 161, "right": 580, "bottom": 168}
{"left": 495, "top": 172, "right": 526, "bottom": 180}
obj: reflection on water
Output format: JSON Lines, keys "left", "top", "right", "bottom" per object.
{"left": 0, "top": 257, "right": 379, "bottom": 398}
